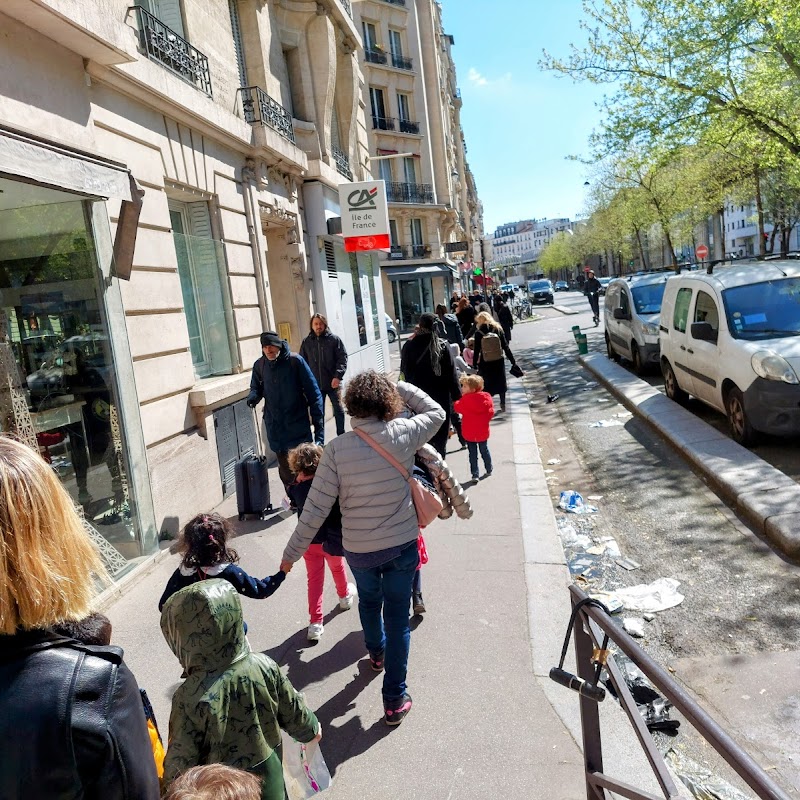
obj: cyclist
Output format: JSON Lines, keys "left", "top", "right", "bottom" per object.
{"left": 584, "top": 270, "right": 601, "bottom": 326}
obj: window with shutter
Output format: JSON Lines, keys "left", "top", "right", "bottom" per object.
{"left": 141, "top": 0, "right": 185, "bottom": 38}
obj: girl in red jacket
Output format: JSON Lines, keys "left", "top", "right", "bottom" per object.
{"left": 453, "top": 374, "right": 495, "bottom": 480}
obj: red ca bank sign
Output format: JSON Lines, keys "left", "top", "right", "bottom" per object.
{"left": 338, "top": 180, "right": 391, "bottom": 252}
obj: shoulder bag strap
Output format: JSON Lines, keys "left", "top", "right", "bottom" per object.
{"left": 354, "top": 428, "right": 411, "bottom": 479}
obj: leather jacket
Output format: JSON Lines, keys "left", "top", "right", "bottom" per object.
{"left": 0, "top": 629, "right": 160, "bottom": 800}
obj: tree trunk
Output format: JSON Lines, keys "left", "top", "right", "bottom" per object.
{"left": 754, "top": 167, "right": 766, "bottom": 257}
{"left": 634, "top": 227, "right": 648, "bottom": 270}
{"left": 713, "top": 208, "right": 725, "bottom": 261}
{"left": 781, "top": 225, "right": 791, "bottom": 257}
{"left": 768, "top": 226, "right": 778, "bottom": 254}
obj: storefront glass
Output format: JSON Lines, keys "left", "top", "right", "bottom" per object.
{"left": 393, "top": 276, "right": 433, "bottom": 331}
{"left": 0, "top": 177, "right": 145, "bottom": 572}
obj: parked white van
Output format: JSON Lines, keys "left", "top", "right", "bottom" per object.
{"left": 659, "top": 261, "right": 800, "bottom": 445}
{"left": 604, "top": 273, "right": 669, "bottom": 374}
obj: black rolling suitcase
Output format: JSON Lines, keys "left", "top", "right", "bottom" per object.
{"left": 235, "top": 454, "right": 272, "bottom": 521}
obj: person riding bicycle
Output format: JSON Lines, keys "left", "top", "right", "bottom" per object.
{"left": 584, "top": 270, "right": 601, "bottom": 326}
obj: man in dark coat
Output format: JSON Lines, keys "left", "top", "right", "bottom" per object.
{"left": 247, "top": 331, "right": 324, "bottom": 490}
{"left": 434, "top": 303, "right": 465, "bottom": 351}
{"left": 299, "top": 313, "right": 348, "bottom": 436}
{"left": 584, "top": 270, "right": 602, "bottom": 325}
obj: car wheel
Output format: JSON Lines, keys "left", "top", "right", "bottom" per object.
{"left": 388, "top": 331, "right": 396, "bottom": 343}
{"left": 605, "top": 334, "right": 619, "bottom": 362}
{"left": 725, "top": 386, "right": 757, "bottom": 446}
{"left": 662, "top": 360, "right": 688, "bottom": 404}
{"left": 630, "top": 342, "right": 643, "bottom": 375}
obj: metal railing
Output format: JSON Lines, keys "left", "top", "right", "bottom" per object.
{"left": 331, "top": 146, "right": 353, "bottom": 180}
{"left": 399, "top": 119, "right": 420, "bottom": 134}
{"left": 238, "top": 86, "right": 295, "bottom": 143}
{"left": 386, "top": 181, "right": 435, "bottom": 204}
{"left": 392, "top": 53, "right": 413, "bottom": 70}
{"left": 365, "top": 48, "right": 388, "bottom": 65}
{"left": 382, "top": 0, "right": 406, "bottom": 5}
{"left": 132, "top": 5, "right": 212, "bottom": 96}
{"left": 373, "top": 116, "right": 396, "bottom": 131}
{"left": 387, "top": 244, "right": 429, "bottom": 259}
{"left": 559, "top": 584, "right": 791, "bottom": 800}
{"left": 339, "top": 0, "right": 352, "bottom": 18}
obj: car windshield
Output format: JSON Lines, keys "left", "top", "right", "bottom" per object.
{"left": 722, "top": 277, "right": 800, "bottom": 339}
{"left": 529, "top": 281, "right": 551, "bottom": 290}
{"left": 631, "top": 282, "right": 666, "bottom": 315}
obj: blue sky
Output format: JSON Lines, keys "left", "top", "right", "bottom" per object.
{"left": 442, "top": 0, "right": 607, "bottom": 235}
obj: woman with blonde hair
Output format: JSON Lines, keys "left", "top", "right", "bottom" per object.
{"left": 0, "top": 436, "right": 160, "bottom": 799}
{"left": 473, "top": 310, "right": 518, "bottom": 412}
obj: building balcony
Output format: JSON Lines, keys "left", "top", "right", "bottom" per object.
{"left": 331, "top": 146, "right": 353, "bottom": 180}
{"left": 386, "top": 182, "right": 435, "bottom": 204}
{"left": 398, "top": 119, "right": 420, "bottom": 134}
{"left": 365, "top": 49, "right": 388, "bottom": 65}
{"left": 339, "top": 0, "right": 353, "bottom": 17}
{"left": 373, "top": 116, "right": 396, "bottom": 131}
{"left": 239, "top": 86, "right": 295, "bottom": 143}
{"left": 387, "top": 244, "right": 430, "bottom": 259}
{"left": 382, "top": 0, "right": 407, "bottom": 5}
{"left": 132, "top": 5, "right": 211, "bottom": 95}
{"left": 391, "top": 54, "right": 413, "bottom": 70}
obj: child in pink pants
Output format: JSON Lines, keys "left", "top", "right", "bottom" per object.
{"left": 287, "top": 443, "right": 355, "bottom": 641}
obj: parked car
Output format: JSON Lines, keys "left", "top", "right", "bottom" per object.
{"left": 598, "top": 277, "right": 613, "bottom": 296}
{"left": 528, "top": 279, "right": 554, "bottom": 305}
{"left": 604, "top": 274, "right": 668, "bottom": 374}
{"left": 384, "top": 313, "right": 397, "bottom": 343}
{"left": 554, "top": 281, "right": 569, "bottom": 292}
{"left": 659, "top": 261, "right": 800, "bottom": 445}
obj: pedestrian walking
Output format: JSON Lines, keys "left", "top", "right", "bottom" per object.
{"left": 463, "top": 337, "right": 475, "bottom": 367}
{"left": 585, "top": 269, "right": 601, "bottom": 326}
{"left": 400, "top": 313, "right": 461, "bottom": 457}
{"left": 280, "top": 372, "right": 446, "bottom": 726}
{"left": 496, "top": 297, "right": 514, "bottom": 343}
{"left": 158, "top": 513, "right": 286, "bottom": 612}
{"left": 299, "top": 314, "right": 348, "bottom": 436}
{"left": 449, "top": 290, "right": 460, "bottom": 313}
{"left": 160, "top": 580, "right": 321, "bottom": 798}
{"left": 473, "top": 311, "right": 518, "bottom": 413}
{"left": 455, "top": 296, "right": 477, "bottom": 339}
{"left": 0, "top": 436, "right": 160, "bottom": 800}
{"left": 434, "top": 303, "right": 465, "bottom": 350}
{"left": 454, "top": 374, "right": 495, "bottom": 480}
{"left": 247, "top": 331, "right": 324, "bottom": 491}
{"left": 286, "top": 442, "right": 356, "bottom": 642}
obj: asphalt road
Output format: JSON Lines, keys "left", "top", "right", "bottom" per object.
{"left": 509, "top": 297, "right": 800, "bottom": 795}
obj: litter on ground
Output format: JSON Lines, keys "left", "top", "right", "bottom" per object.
{"left": 623, "top": 617, "right": 646, "bottom": 637}
{"left": 558, "top": 490, "right": 598, "bottom": 514}
{"left": 612, "top": 578, "right": 685, "bottom": 613}
{"left": 615, "top": 557, "right": 642, "bottom": 571}
{"left": 547, "top": 458, "right": 561, "bottom": 465}
{"left": 589, "top": 419, "right": 625, "bottom": 428}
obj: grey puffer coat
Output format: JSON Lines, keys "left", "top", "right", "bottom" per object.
{"left": 282, "top": 382, "right": 446, "bottom": 563}
{"left": 416, "top": 444, "right": 473, "bottom": 521}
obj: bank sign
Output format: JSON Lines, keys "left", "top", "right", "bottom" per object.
{"left": 339, "top": 180, "right": 390, "bottom": 253}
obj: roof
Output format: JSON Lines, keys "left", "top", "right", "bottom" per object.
{"left": 672, "top": 261, "right": 800, "bottom": 291}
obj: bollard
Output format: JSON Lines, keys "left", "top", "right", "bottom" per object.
{"left": 572, "top": 325, "right": 581, "bottom": 340}
{"left": 576, "top": 333, "right": 588, "bottom": 355}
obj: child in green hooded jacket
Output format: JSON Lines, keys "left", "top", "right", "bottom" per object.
{"left": 160, "top": 579, "right": 320, "bottom": 799}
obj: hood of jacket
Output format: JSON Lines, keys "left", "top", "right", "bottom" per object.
{"left": 160, "top": 579, "right": 249, "bottom": 676}
{"left": 265, "top": 340, "right": 291, "bottom": 367}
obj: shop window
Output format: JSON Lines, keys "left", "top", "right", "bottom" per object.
{"left": 168, "top": 200, "right": 234, "bottom": 379}
{"left": 0, "top": 177, "right": 147, "bottom": 569}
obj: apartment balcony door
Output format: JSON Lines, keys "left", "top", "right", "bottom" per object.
{"left": 410, "top": 218, "right": 423, "bottom": 248}
{"left": 137, "top": 0, "right": 184, "bottom": 36}
{"left": 403, "top": 157, "right": 417, "bottom": 185}
{"left": 369, "top": 87, "right": 388, "bottom": 128}
{"left": 389, "top": 29, "right": 403, "bottom": 59}
{"left": 378, "top": 158, "right": 393, "bottom": 185}
{"left": 362, "top": 22, "right": 378, "bottom": 50}
{"left": 397, "top": 92, "right": 411, "bottom": 122}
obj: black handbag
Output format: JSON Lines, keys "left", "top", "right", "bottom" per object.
{"left": 509, "top": 363, "right": 524, "bottom": 378}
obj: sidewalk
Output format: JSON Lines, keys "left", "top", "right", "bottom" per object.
{"left": 103, "top": 375, "right": 654, "bottom": 797}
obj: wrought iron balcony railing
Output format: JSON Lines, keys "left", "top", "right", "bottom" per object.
{"left": 132, "top": 5, "right": 212, "bottom": 96}
{"left": 339, "top": 0, "right": 352, "bottom": 17}
{"left": 392, "top": 53, "right": 413, "bottom": 70}
{"left": 373, "top": 116, "right": 396, "bottom": 131}
{"left": 365, "top": 48, "right": 388, "bottom": 65}
{"left": 331, "top": 146, "right": 353, "bottom": 181}
{"left": 386, "top": 182, "right": 435, "bottom": 204}
{"left": 382, "top": 0, "right": 407, "bottom": 5}
{"left": 398, "top": 119, "right": 420, "bottom": 134}
{"left": 387, "top": 244, "right": 429, "bottom": 259}
{"left": 238, "top": 86, "right": 295, "bottom": 143}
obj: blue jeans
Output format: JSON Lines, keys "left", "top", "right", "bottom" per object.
{"left": 322, "top": 387, "right": 345, "bottom": 436}
{"left": 350, "top": 541, "right": 419, "bottom": 703}
{"left": 467, "top": 440, "right": 492, "bottom": 476}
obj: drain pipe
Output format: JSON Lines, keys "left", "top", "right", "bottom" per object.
{"left": 241, "top": 161, "right": 270, "bottom": 331}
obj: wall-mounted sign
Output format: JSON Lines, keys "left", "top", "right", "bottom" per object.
{"left": 444, "top": 240, "right": 469, "bottom": 253}
{"left": 338, "top": 180, "right": 390, "bottom": 252}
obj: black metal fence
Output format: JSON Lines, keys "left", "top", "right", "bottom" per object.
{"left": 238, "top": 86, "right": 295, "bottom": 143}
{"left": 365, "top": 49, "right": 388, "bottom": 65}
{"left": 399, "top": 119, "right": 420, "bottom": 134}
{"left": 388, "top": 244, "right": 429, "bottom": 259}
{"left": 386, "top": 182, "right": 435, "bottom": 204}
{"left": 392, "top": 54, "right": 413, "bottom": 70}
{"left": 331, "top": 146, "right": 353, "bottom": 181}
{"left": 373, "top": 116, "right": 396, "bottom": 131}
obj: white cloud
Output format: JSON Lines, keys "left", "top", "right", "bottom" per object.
{"left": 466, "top": 68, "right": 514, "bottom": 92}
{"left": 468, "top": 68, "right": 489, "bottom": 87}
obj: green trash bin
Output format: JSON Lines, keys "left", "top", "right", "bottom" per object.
{"left": 572, "top": 325, "right": 581, "bottom": 340}
{"left": 576, "top": 333, "right": 588, "bottom": 355}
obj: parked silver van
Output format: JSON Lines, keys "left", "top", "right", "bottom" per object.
{"left": 604, "top": 274, "right": 669, "bottom": 374}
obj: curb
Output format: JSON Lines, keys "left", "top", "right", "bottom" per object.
{"left": 579, "top": 353, "right": 800, "bottom": 563}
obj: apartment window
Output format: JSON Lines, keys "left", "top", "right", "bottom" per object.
{"left": 168, "top": 200, "right": 234, "bottom": 378}
{"left": 403, "top": 156, "right": 417, "bottom": 184}
{"left": 410, "top": 218, "right": 423, "bottom": 246}
{"left": 362, "top": 22, "right": 378, "bottom": 50}
{"left": 369, "top": 87, "right": 389, "bottom": 128}
{"left": 138, "top": 0, "right": 185, "bottom": 36}
{"left": 389, "top": 219, "right": 399, "bottom": 244}
{"left": 378, "top": 158, "right": 393, "bottom": 185}
{"left": 229, "top": 0, "right": 247, "bottom": 87}
{"left": 397, "top": 93, "right": 411, "bottom": 121}
{"left": 282, "top": 47, "right": 302, "bottom": 116}
{"left": 389, "top": 29, "right": 403, "bottom": 58}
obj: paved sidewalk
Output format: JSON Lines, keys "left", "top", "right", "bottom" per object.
{"left": 103, "top": 373, "right": 656, "bottom": 798}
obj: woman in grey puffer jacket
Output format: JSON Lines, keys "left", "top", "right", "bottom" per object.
{"left": 281, "top": 371, "right": 445, "bottom": 726}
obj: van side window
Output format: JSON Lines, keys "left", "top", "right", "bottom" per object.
{"left": 693, "top": 291, "right": 719, "bottom": 332}
{"left": 619, "top": 289, "right": 630, "bottom": 316}
{"left": 673, "top": 287, "right": 692, "bottom": 333}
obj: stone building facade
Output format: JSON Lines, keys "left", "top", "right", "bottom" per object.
{"left": 0, "top": 0, "right": 389, "bottom": 577}
{"left": 353, "top": 0, "right": 481, "bottom": 330}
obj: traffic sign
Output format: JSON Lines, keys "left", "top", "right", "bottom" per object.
{"left": 695, "top": 244, "right": 709, "bottom": 260}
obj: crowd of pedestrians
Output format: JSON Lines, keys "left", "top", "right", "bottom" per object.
{"left": 0, "top": 296, "right": 523, "bottom": 799}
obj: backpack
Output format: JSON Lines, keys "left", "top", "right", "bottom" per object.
{"left": 481, "top": 331, "right": 504, "bottom": 362}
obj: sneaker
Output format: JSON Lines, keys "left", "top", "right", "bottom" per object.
{"left": 412, "top": 592, "right": 426, "bottom": 615}
{"left": 339, "top": 582, "right": 357, "bottom": 610}
{"left": 471, "top": 473, "right": 479, "bottom": 481}
{"left": 307, "top": 623, "right": 324, "bottom": 641}
{"left": 384, "top": 693, "right": 413, "bottom": 726}
{"left": 500, "top": 402, "right": 507, "bottom": 412}
{"left": 368, "top": 649, "right": 385, "bottom": 672}
{"left": 484, "top": 469, "right": 493, "bottom": 478}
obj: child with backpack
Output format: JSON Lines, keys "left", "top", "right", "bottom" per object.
{"left": 158, "top": 513, "right": 286, "bottom": 612}
{"left": 286, "top": 443, "right": 355, "bottom": 641}
{"left": 473, "top": 311, "right": 517, "bottom": 413}
{"left": 453, "top": 374, "right": 495, "bottom": 480}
